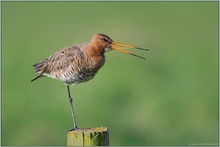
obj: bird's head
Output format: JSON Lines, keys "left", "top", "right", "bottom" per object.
{"left": 89, "top": 33, "right": 149, "bottom": 60}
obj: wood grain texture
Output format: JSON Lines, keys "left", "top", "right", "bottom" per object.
{"left": 67, "top": 127, "right": 109, "bottom": 146}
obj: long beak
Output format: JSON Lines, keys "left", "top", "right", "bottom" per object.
{"left": 111, "top": 41, "right": 149, "bottom": 60}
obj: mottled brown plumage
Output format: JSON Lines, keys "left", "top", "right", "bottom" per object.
{"left": 31, "top": 33, "right": 148, "bottom": 130}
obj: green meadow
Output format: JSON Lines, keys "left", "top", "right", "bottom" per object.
{"left": 2, "top": 2, "right": 218, "bottom": 146}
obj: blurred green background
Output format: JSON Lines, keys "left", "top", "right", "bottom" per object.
{"left": 2, "top": 1, "right": 218, "bottom": 146}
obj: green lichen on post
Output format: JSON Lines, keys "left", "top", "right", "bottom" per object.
{"left": 67, "top": 127, "right": 109, "bottom": 146}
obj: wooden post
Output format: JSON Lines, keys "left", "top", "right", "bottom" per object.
{"left": 67, "top": 127, "right": 109, "bottom": 146}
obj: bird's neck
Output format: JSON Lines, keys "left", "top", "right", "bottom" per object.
{"left": 83, "top": 43, "right": 105, "bottom": 69}
{"left": 86, "top": 42, "right": 104, "bottom": 57}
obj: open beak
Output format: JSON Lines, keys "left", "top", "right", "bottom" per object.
{"left": 111, "top": 41, "right": 149, "bottom": 60}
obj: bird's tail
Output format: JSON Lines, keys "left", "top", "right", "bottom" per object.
{"left": 31, "top": 73, "right": 42, "bottom": 82}
{"left": 31, "top": 59, "right": 47, "bottom": 82}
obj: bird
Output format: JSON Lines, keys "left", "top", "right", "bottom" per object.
{"left": 31, "top": 33, "right": 149, "bottom": 130}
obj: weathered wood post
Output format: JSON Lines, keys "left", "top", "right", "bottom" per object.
{"left": 67, "top": 127, "right": 109, "bottom": 146}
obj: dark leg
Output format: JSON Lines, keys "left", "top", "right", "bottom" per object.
{"left": 67, "top": 86, "right": 78, "bottom": 130}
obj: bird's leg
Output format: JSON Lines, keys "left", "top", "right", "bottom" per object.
{"left": 67, "top": 85, "right": 78, "bottom": 130}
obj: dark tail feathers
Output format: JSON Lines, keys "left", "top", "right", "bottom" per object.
{"left": 31, "top": 59, "right": 47, "bottom": 82}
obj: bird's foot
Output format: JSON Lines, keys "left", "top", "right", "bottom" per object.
{"left": 67, "top": 127, "right": 83, "bottom": 133}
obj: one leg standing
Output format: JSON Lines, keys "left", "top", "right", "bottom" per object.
{"left": 67, "top": 85, "right": 78, "bottom": 129}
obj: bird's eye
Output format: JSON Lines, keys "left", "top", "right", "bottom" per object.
{"left": 102, "top": 37, "right": 108, "bottom": 42}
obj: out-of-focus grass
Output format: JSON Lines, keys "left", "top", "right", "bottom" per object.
{"left": 2, "top": 2, "right": 218, "bottom": 146}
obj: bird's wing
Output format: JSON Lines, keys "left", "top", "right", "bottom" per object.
{"left": 31, "top": 43, "right": 88, "bottom": 81}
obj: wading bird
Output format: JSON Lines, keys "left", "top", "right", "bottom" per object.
{"left": 31, "top": 33, "right": 148, "bottom": 130}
